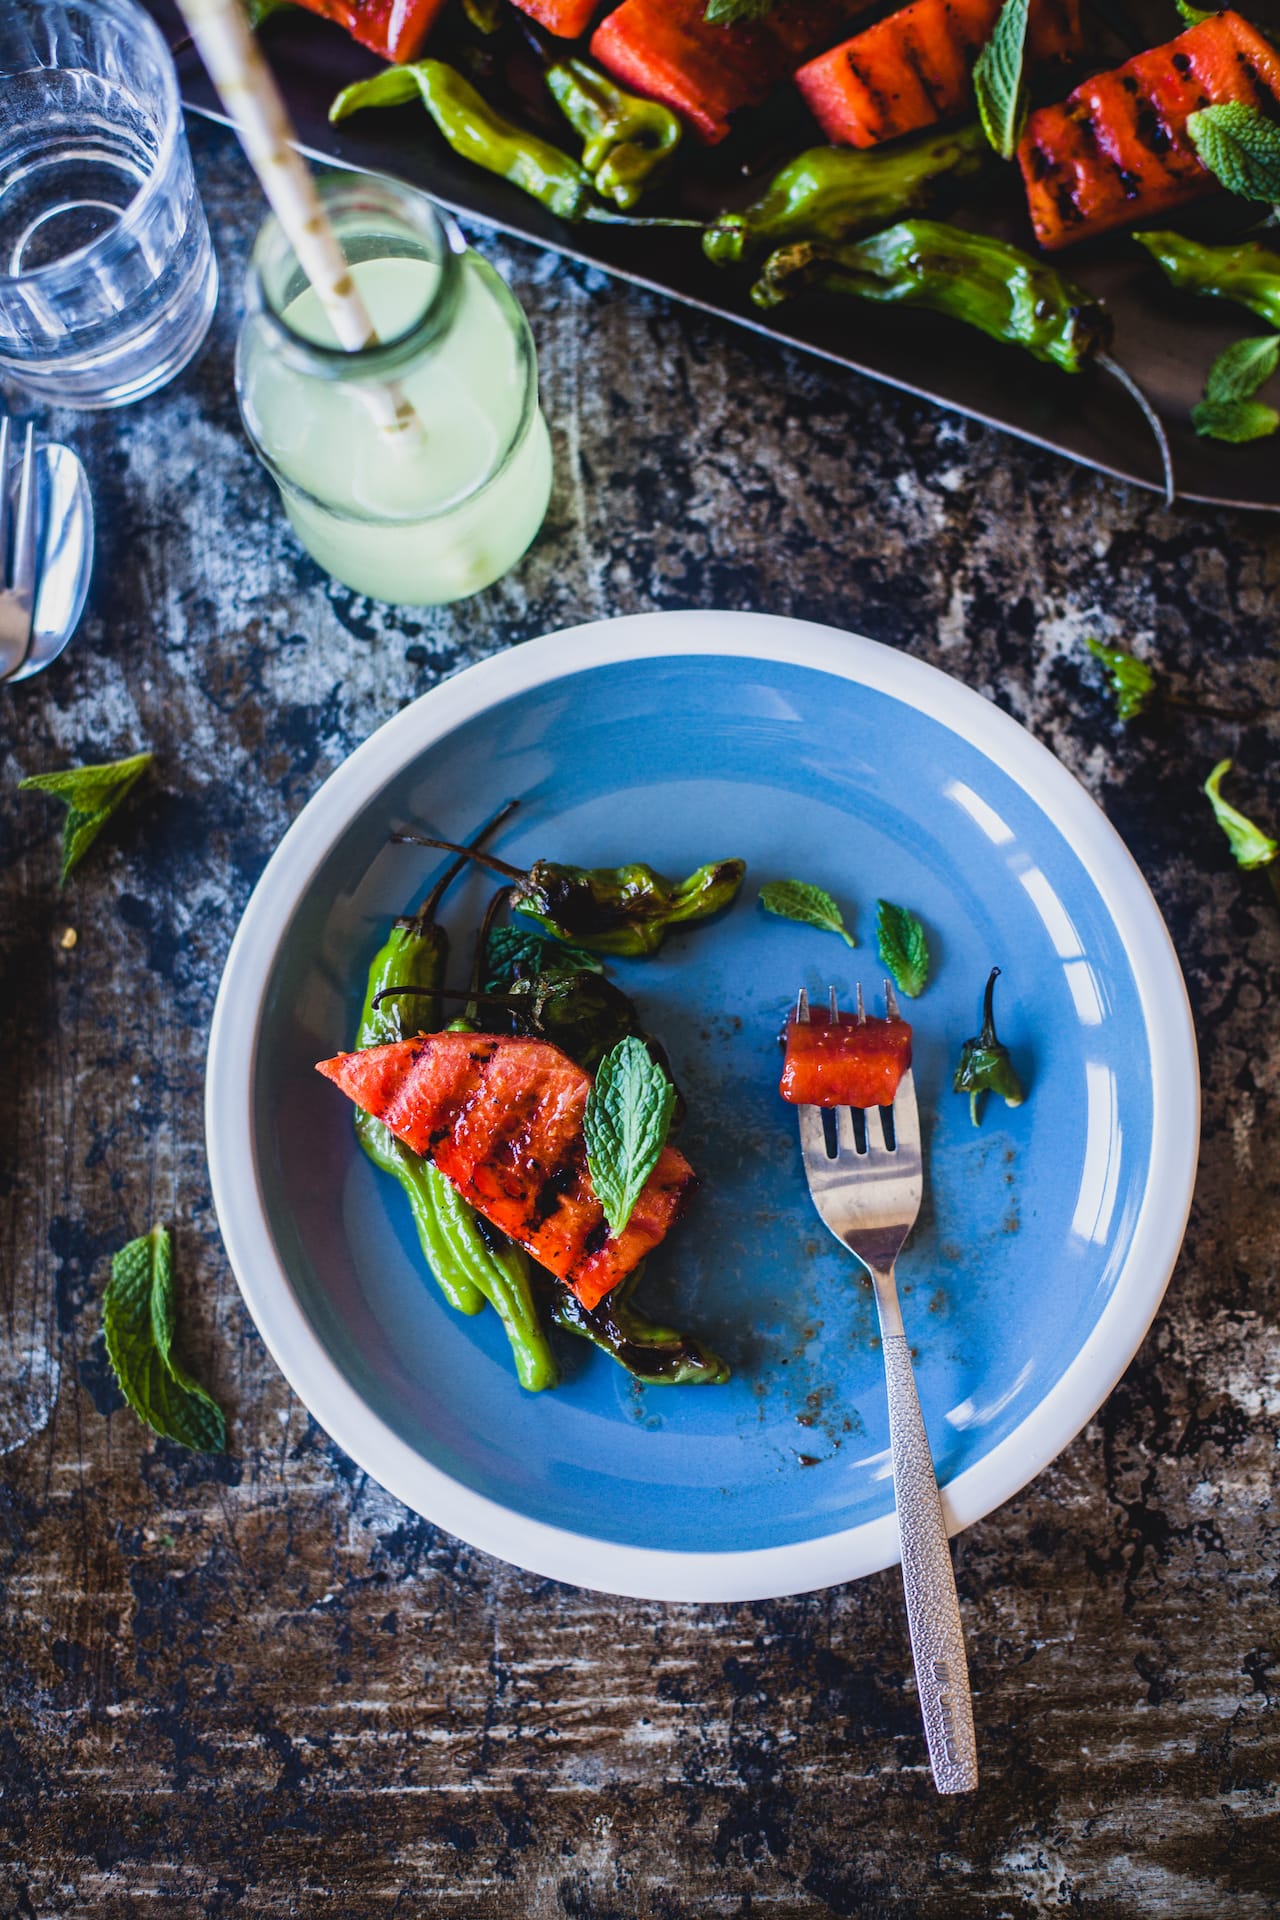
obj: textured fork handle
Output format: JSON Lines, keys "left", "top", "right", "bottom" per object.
{"left": 881, "top": 1331, "right": 978, "bottom": 1794}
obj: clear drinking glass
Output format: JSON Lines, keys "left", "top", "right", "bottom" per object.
{"left": 235, "top": 177, "right": 553, "bottom": 607}
{"left": 0, "top": 0, "right": 218, "bottom": 408}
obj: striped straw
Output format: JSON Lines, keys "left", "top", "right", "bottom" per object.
{"left": 174, "top": 0, "right": 425, "bottom": 441}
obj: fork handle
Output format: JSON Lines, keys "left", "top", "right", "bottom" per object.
{"left": 881, "top": 1331, "right": 978, "bottom": 1794}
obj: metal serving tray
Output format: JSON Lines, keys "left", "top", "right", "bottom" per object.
{"left": 149, "top": 0, "right": 1280, "bottom": 510}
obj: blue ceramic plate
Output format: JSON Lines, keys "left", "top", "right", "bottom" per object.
{"left": 206, "top": 611, "right": 1198, "bottom": 1600}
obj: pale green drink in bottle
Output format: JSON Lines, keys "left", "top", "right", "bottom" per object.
{"left": 236, "top": 179, "right": 552, "bottom": 606}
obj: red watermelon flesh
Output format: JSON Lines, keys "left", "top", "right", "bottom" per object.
{"left": 316, "top": 1031, "right": 695, "bottom": 1310}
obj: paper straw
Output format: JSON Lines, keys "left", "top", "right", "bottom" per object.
{"left": 174, "top": 0, "right": 425, "bottom": 442}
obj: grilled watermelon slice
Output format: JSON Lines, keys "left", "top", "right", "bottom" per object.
{"left": 317, "top": 1031, "right": 695, "bottom": 1310}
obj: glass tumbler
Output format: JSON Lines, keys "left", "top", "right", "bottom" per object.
{"left": 0, "top": 0, "right": 218, "bottom": 408}
{"left": 236, "top": 176, "right": 553, "bottom": 607}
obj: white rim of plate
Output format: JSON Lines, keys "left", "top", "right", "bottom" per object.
{"left": 205, "top": 609, "right": 1199, "bottom": 1603}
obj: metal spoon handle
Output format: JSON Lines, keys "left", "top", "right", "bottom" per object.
{"left": 880, "top": 1328, "right": 978, "bottom": 1794}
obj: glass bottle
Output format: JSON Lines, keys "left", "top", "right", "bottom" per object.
{"left": 235, "top": 176, "right": 553, "bottom": 607}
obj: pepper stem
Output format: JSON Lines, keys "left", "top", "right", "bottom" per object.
{"left": 392, "top": 831, "right": 526, "bottom": 883}
{"left": 409, "top": 799, "right": 519, "bottom": 928}
{"left": 981, "top": 966, "right": 1001, "bottom": 1045}
{"left": 468, "top": 885, "right": 513, "bottom": 1023}
{"left": 581, "top": 210, "right": 703, "bottom": 228}
{"left": 1097, "top": 353, "right": 1175, "bottom": 509}
{"left": 372, "top": 982, "right": 522, "bottom": 1015}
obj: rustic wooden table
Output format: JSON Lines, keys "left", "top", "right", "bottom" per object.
{"left": 2, "top": 117, "right": 1277, "bottom": 1918}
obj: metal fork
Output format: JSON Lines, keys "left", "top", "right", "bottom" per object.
{"left": 0, "top": 417, "right": 39, "bottom": 680}
{"left": 796, "top": 981, "right": 978, "bottom": 1795}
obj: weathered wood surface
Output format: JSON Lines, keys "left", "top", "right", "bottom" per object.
{"left": 2, "top": 119, "right": 1278, "bottom": 1918}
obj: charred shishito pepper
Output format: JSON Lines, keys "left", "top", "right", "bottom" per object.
{"left": 353, "top": 815, "right": 506, "bottom": 1319}
{"left": 780, "top": 1006, "right": 913, "bottom": 1109}
{"left": 952, "top": 967, "right": 1025, "bottom": 1127}
{"left": 332, "top": 61, "right": 605, "bottom": 221}
{"left": 703, "top": 122, "right": 990, "bottom": 267}
{"left": 546, "top": 57, "right": 683, "bottom": 210}
{"left": 551, "top": 1263, "right": 729, "bottom": 1385}
{"left": 353, "top": 820, "right": 561, "bottom": 1388}
{"left": 396, "top": 833, "right": 746, "bottom": 957}
{"left": 331, "top": 63, "right": 697, "bottom": 228}
{"left": 1136, "top": 231, "right": 1280, "bottom": 333}
{"left": 752, "top": 219, "right": 1108, "bottom": 374}
{"left": 496, "top": 967, "right": 684, "bottom": 1114}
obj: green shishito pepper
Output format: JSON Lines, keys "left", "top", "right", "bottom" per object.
{"left": 752, "top": 220, "right": 1109, "bottom": 374}
{"left": 332, "top": 62, "right": 598, "bottom": 222}
{"left": 546, "top": 57, "right": 682, "bottom": 211}
{"left": 552, "top": 1264, "right": 729, "bottom": 1385}
{"left": 354, "top": 860, "right": 482, "bottom": 1317}
{"left": 704, "top": 123, "right": 990, "bottom": 267}
{"left": 354, "top": 828, "right": 559, "bottom": 1391}
{"left": 330, "top": 62, "right": 696, "bottom": 230}
{"left": 1135, "top": 230, "right": 1280, "bottom": 332}
{"left": 396, "top": 833, "right": 746, "bottom": 957}
{"left": 952, "top": 968, "right": 1026, "bottom": 1128}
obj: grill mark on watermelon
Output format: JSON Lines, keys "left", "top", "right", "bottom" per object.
{"left": 531, "top": 1147, "right": 583, "bottom": 1224}
{"left": 317, "top": 1032, "right": 696, "bottom": 1306}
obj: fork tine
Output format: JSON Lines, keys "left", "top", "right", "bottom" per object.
{"left": 863, "top": 1104, "right": 888, "bottom": 1153}
{"left": 883, "top": 978, "right": 900, "bottom": 1021}
{"left": 855, "top": 981, "right": 865, "bottom": 1024}
{"left": 797, "top": 1103, "right": 827, "bottom": 1163}
{"left": 891, "top": 1069, "right": 921, "bottom": 1150}
{"left": 828, "top": 984, "right": 839, "bottom": 1023}
{"left": 834, "top": 1105, "right": 859, "bottom": 1157}
{"left": 11, "top": 424, "right": 38, "bottom": 604}
{"left": 795, "top": 986, "right": 810, "bottom": 1025}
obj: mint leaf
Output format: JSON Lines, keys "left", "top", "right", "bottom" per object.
{"left": 1086, "top": 638, "right": 1156, "bottom": 723}
{"left": 584, "top": 1037, "right": 677, "bottom": 1237}
{"left": 1192, "top": 395, "right": 1280, "bottom": 441}
{"left": 758, "top": 879, "right": 855, "bottom": 947}
{"left": 485, "top": 925, "right": 603, "bottom": 992}
{"left": 1192, "top": 335, "right": 1280, "bottom": 440}
{"left": 704, "top": 0, "right": 774, "bottom": 22}
{"left": 19, "top": 750, "right": 153, "bottom": 884}
{"left": 1176, "top": 3, "right": 1214, "bottom": 22}
{"left": 1189, "top": 103, "right": 1280, "bottom": 203}
{"left": 102, "top": 1226, "right": 227, "bottom": 1452}
{"left": 247, "top": 0, "right": 293, "bottom": 23}
{"left": 876, "top": 900, "right": 930, "bottom": 997}
{"left": 973, "top": 0, "right": 1031, "bottom": 160}
{"left": 1203, "top": 333, "right": 1280, "bottom": 403}
{"left": 1204, "top": 759, "right": 1277, "bottom": 870}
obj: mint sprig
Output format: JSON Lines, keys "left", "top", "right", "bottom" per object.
{"left": 102, "top": 1226, "right": 227, "bottom": 1452}
{"left": 1204, "top": 759, "right": 1277, "bottom": 870}
{"left": 1086, "top": 638, "right": 1157, "bottom": 723}
{"left": 876, "top": 900, "right": 930, "bottom": 998}
{"left": 583, "top": 1037, "right": 677, "bottom": 1237}
{"left": 485, "top": 925, "right": 604, "bottom": 991}
{"left": 973, "top": 0, "right": 1032, "bottom": 160}
{"left": 1188, "top": 103, "right": 1280, "bottom": 204}
{"left": 758, "top": 879, "right": 855, "bottom": 947}
{"left": 19, "top": 750, "right": 154, "bottom": 884}
{"left": 1192, "top": 334, "right": 1280, "bottom": 443}
{"left": 703, "top": 0, "right": 774, "bottom": 22}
